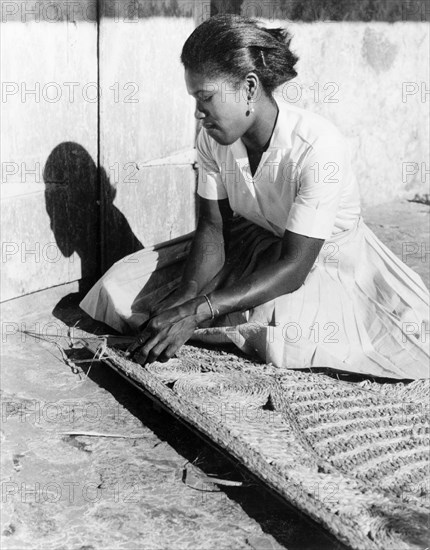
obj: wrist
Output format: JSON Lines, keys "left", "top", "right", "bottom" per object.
{"left": 193, "top": 295, "right": 215, "bottom": 324}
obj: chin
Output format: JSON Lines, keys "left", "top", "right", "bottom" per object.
{"left": 211, "top": 132, "right": 237, "bottom": 146}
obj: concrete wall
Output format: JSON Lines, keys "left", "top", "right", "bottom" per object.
{"left": 1, "top": 6, "right": 428, "bottom": 301}
{"left": 1, "top": 5, "right": 99, "bottom": 302}
{"left": 1, "top": 2, "right": 201, "bottom": 302}
{"left": 272, "top": 21, "right": 429, "bottom": 206}
{"left": 99, "top": 15, "right": 198, "bottom": 271}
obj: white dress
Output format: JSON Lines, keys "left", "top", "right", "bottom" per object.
{"left": 80, "top": 97, "right": 429, "bottom": 380}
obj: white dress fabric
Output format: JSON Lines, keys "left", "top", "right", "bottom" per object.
{"left": 80, "top": 98, "right": 429, "bottom": 380}
{"left": 196, "top": 95, "right": 362, "bottom": 240}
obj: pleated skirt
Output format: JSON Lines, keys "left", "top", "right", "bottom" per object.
{"left": 80, "top": 215, "right": 429, "bottom": 380}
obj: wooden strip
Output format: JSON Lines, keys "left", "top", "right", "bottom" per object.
{"left": 138, "top": 148, "right": 196, "bottom": 167}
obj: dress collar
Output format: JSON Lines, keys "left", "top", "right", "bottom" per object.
{"left": 268, "top": 94, "right": 292, "bottom": 150}
{"left": 230, "top": 95, "right": 292, "bottom": 166}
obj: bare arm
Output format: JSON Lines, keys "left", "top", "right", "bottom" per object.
{"left": 149, "top": 197, "right": 233, "bottom": 316}
{"left": 207, "top": 230, "right": 324, "bottom": 317}
{"left": 127, "top": 226, "right": 324, "bottom": 363}
{"left": 179, "top": 197, "right": 233, "bottom": 296}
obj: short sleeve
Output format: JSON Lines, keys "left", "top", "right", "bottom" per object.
{"left": 195, "top": 128, "right": 228, "bottom": 201}
{"left": 285, "top": 133, "right": 348, "bottom": 239}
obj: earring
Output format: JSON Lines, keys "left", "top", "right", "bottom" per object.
{"left": 246, "top": 95, "right": 255, "bottom": 117}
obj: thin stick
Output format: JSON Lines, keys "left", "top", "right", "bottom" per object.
{"left": 59, "top": 431, "right": 146, "bottom": 439}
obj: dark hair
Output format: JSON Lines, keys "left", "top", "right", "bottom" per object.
{"left": 180, "top": 14, "right": 299, "bottom": 95}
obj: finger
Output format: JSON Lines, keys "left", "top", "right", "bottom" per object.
{"left": 157, "top": 343, "right": 180, "bottom": 362}
{"left": 125, "top": 318, "right": 154, "bottom": 357}
{"left": 147, "top": 341, "right": 170, "bottom": 364}
{"left": 125, "top": 339, "right": 142, "bottom": 357}
{"left": 133, "top": 349, "right": 148, "bottom": 366}
{"left": 125, "top": 332, "right": 150, "bottom": 357}
{"left": 162, "top": 342, "right": 180, "bottom": 361}
{"left": 134, "top": 334, "right": 163, "bottom": 365}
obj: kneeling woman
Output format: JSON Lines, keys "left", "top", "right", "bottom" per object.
{"left": 81, "top": 15, "right": 429, "bottom": 380}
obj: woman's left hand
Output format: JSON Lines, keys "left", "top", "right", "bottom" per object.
{"left": 125, "top": 297, "right": 209, "bottom": 365}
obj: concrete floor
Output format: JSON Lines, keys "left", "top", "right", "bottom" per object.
{"left": 1, "top": 199, "right": 428, "bottom": 550}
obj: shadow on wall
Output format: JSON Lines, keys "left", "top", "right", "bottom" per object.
{"left": 43, "top": 142, "right": 143, "bottom": 295}
{"left": 212, "top": 0, "right": 430, "bottom": 21}
{"left": 43, "top": 142, "right": 190, "bottom": 335}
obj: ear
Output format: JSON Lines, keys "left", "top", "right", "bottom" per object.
{"left": 245, "top": 72, "right": 259, "bottom": 98}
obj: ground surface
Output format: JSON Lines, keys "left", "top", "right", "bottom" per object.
{"left": 1, "top": 200, "right": 428, "bottom": 550}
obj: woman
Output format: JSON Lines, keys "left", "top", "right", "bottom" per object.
{"left": 81, "top": 15, "right": 429, "bottom": 380}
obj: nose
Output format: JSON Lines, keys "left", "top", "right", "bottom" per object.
{"left": 194, "top": 101, "right": 207, "bottom": 120}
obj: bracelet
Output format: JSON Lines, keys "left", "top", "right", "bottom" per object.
{"left": 203, "top": 294, "right": 216, "bottom": 320}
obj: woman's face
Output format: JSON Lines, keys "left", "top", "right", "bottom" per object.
{"left": 185, "top": 69, "right": 252, "bottom": 146}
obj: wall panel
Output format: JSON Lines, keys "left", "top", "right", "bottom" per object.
{"left": 99, "top": 12, "right": 198, "bottom": 270}
{"left": 1, "top": 5, "right": 98, "bottom": 301}
{"left": 277, "top": 21, "right": 429, "bottom": 205}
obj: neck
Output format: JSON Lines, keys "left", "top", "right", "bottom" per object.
{"left": 241, "top": 96, "right": 279, "bottom": 153}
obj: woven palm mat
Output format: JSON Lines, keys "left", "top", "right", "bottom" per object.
{"left": 87, "top": 341, "right": 429, "bottom": 550}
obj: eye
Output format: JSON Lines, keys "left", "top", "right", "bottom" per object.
{"left": 200, "top": 95, "right": 213, "bottom": 103}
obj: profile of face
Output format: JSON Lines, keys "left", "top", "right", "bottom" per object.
{"left": 185, "top": 69, "right": 254, "bottom": 146}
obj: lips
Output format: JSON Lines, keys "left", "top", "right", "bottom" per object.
{"left": 203, "top": 121, "right": 216, "bottom": 130}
